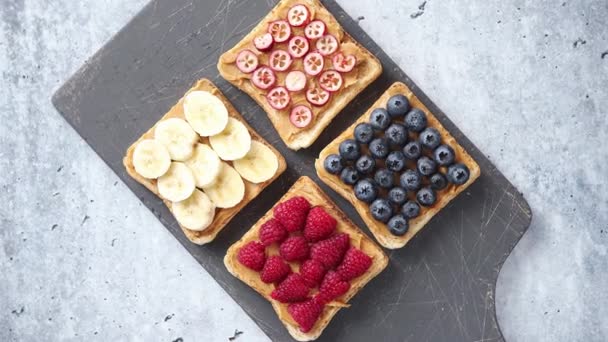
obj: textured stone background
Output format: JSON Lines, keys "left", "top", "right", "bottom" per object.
{"left": 1, "top": 0, "right": 607, "bottom": 341}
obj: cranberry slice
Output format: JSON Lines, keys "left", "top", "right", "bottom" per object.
{"left": 287, "top": 4, "right": 310, "bottom": 27}
{"left": 251, "top": 66, "right": 276, "bottom": 90}
{"left": 332, "top": 53, "right": 357, "bottom": 73}
{"left": 318, "top": 70, "right": 343, "bottom": 92}
{"left": 305, "top": 86, "right": 330, "bottom": 107}
{"left": 288, "top": 36, "right": 310, "bottom": 58}
{"left": 268, "top": 20, "right": 291, "bottom": 43}
{"left": 304, "top": 20, "right": 326, "bottom": 40}
{"left": 269, "top": 50, "right": 293, "bottom": 72}
{"left": 235, "top": 49, "right": 259, "bottom": 74}
{"left": 254, "top": 33, "right": 274, "bottom": 52}
{"left": 303, "top": 52, "right": 324, "bottom": 76}
{"left": 266, "top": 86, "right": 291, "bottom": 110}
{"left": 316, "top": 34, "right": 338, "bottom": 56}
{"left": 290, "top": 105, "right": 313, "bottom": 128}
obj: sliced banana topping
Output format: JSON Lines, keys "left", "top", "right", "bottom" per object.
{"left": 157, "top": 162, "right": 196, "bottom": 202}
{"left": 172, "top": 189, "right": 216, "bottom": 231}
{"left": 233, "top": 141, "right": 279, "bottom": 183}
{"left": 132, "top": 139, "right": 171, "bottom": 179}
{"left": 154, "top": 118, "right": 199, "bottom": 161}
{"left": 183, "top": 91, "right": 229, "bottom": 137}
{"left": 209, "top": 117, "right": 252, "bottom": 161}
{"left": 184, "top": 143, "right": 222, "bottom": 188}
{"left": 202, "top": 162, "right": 245, "bottom": 209}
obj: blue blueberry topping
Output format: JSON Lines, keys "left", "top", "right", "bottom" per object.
{"left": 386, "top": 151, "right": 406, "bottom": 173}
{"left": 374, "top": 168, "right": 394, "bottom": 189}
{"left": 370, "top": 199, "right": 393, "bottom": 223}
{"left": 402, "top": 141, "right": 422, "bottom": 160}
{"left": 430, "top": 173, "right": 448, "bottom": 190}
{"left": 388, "top": 187, "right": 408, "bottom": 206}
{"left": 355, "top": 155, "right": 376, "bottom": 175}
{"left": 419, "top": 127, "right": 441, "bottom": 150}
{"left": 339, "top": 139, "right": 360, "bottom": 161}
{"left": 354, "top": 179, "right": 378, "bottom": 203}
{"left": 354, "top": 123, "right": 374, "bottom": 145}
{"left": 404, "top": 108, "right": 427, "bottom": 132}
{"left": 401, "top": 201, "right": 420, "bottom": 219}
{"left": 386, "top": 94, "right": 411, "bottom": 118}
{"left": 433, "top": 145, "right": 455, "bottom": 166}
{"left": 369, "top": 138, "right": 390, "bottom": 159}
{"left": 416, "top": 187, "right": 437, "bottom": 207}
{"left": 369, "top": 108, "right": 391, "bottom": 131}
{"left": 387, "top": 214, "right": 409, "bottom": 236}
{"left": 400, "top": 169, "right": 422, "bottom": 192}
{"left": 416, "top": 156, "right": 437, "bottom": 176}
{"left": 447, "top": 163, "right": 470, "bottom": 185}
{"left": 340, "top": 166, "right": 360, "bottom": 185}
{"left": 323, "top": 154, "right": 344, "bottom": 175}
{"left": 384, "top": 123, "right": 408, "bottom": 147}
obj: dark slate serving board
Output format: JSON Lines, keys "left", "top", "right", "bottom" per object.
{"left": 52, "top": 0, "right": 532, "bottom": 341}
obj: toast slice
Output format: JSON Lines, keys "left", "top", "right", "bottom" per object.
{"left": 224, "top": 176, "right": 388, "bottom": 341}
{"left": 217, "top": 0, "right": 382, "bottom": 150}
{"left": 315, "top": 82, "right": 481, "bottom": 249}
{"left": 123, "top": 79, "right": 287, "bottom": 244}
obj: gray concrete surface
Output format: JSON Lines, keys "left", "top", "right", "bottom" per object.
{"left": 1, "top": 0, "right": 607, "bottom": 341}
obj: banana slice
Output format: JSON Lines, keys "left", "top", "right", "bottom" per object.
{"left": 172, "top": 189, "right": 216, "bottom": 231}
{"left": 202, "top": 163, "right": 245, "bottom": 208}
{"left": 184, "top": 143, "right": 222, "bottom": 188}
{"left": 183, "top": 91, "right": 229, "bottom": 137}
{"left": 132, "top": 139, "right": 171, "bottom": 179}
{"left": 209, "top": 118, "right": 252, "bottom": 161}
{"left": 157, "top": 162, "right": 196, "bottom": 202}
{"left": 154, "top": 118, "right": 199, "bottom": 161}
{"left": 233, "top": 141, "right": 279, "bottom": 183}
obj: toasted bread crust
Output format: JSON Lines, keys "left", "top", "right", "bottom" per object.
{"left": 123, "top": 79, "right": 286, "bottom": 244}
{"left": 217, "top": 0, "right": 382, "bottom": 150}
{"left": 315, "top": 82, "right": 481, "bottom": 249}
{"left": 224, "top": 176, "right": 388, "bottom": 341}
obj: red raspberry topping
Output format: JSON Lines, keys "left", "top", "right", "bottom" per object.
{"left": 279, "top": 236, "right": 310, "bottom": 262}
{"left": 303, "top": 206, "right": 337, "bottom": 242}
{"left": 259, "top": 218, "right": 288, "bottom": 246}
{"left": 260, "top": 256, "right": 291, "bottom": 284}
{"left": 299, "top": 259, "right": 327, "bottom": 288}
{"left": 274, "top": 196, "right": 311, "bottom": 232}
{"left": 316, "top": 271, "right": 350, "bottom": 304}
{"left": 287, "top": 297, "right": 324, "bottom": 333}
{"left": 336, "top": 247, "right": 373, "bottom": 281}
{"left": 271, "top": 273, "right": 310, "bottom": 303}
{"left": 237, "top": 241, "right": 266, "bottom": 271}
{"left": 310, "top": 233, "right": 350, "bottom": 269}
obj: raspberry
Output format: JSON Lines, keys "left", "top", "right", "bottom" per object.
{"left": 300, "top": 259, "right": 327, "bottom": 288}
{"left": 287, "top": 297, "right": 324, "bottom": 333}
{"left": 260, "top": 256, "right": 291, "bottom": 284}
{"left": 336, "top": 247, "right": 373, "bottom": 281}
{"left": 279, "top": 236, "right": 310, "bottom": 262}
{"left": 237, "top": 241, "right": 266, "bottom": 271}
{"left": 271, "top": 273, "right": 310, "bottom": 303}
{"left": 316, "top": 271, "right": 350, "bottom": 304}
{"left": 310, "top": 233, "right": 350, "bottom": 269}
{"left": 303, "top": 206, "right": 337, "bottom": 242}
{"left": 259, "top": 218, "right": 288, "bottom": 246}
{"left": 274, "top": 196, "right": 311, "bottom": 232}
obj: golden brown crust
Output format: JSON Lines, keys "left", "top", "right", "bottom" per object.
{"left": 224, "top": 176, "right": 388, "bottom": 341}
{"left": 123, "top": 79, "right": 287, "bottom": 245}
{"left": 217, "top": 0, "right": 382, "bottom": 150}
{"left": 315, "top": 82, "right": 481, "bottom": 249}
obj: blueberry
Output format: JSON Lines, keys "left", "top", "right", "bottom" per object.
{"left": 430, "top": 173, "right": 448, "bottom": 190}
{"left": 339, "top": 139, "right": 360, "bottom": 161}
{"left": 370, "top": 199, "right": 393, "bottom": 223}
{"left": 419, "top": 127, "right": 441, "bottom": 150}
{"left": 355, "top": 155, "right": 376, "bottom": 175}
{"left": 354, "top": 123, "right": 374, "bottom": 145}
{"left": 374, "top": 168, "right": 394, "bottom": 189}
{"left": 340, "top": 166, "right": 360, "bottom": 185}
{"left": 447, "top": 163, "right": 470, "bottom": 185}
{"left": 386, "top": 151, "right": 406, "bottom": 172}
{"left": 369, "top": 108, "right": 391, "bottom": 131}
{"left": 416, "top": 187, "right": 437, "bottom": 207}
{"left": 323, "top": 154, "right": 344, "bottom": 174}
{"left": 434, "top": 145, "right": 455, "bottom": 166}
{"left": 400, "top": 169, "right": 422, "bottom": 192}
{"left": 386, "top": 94, "right": 411, "bottom": 118}
{"left": 369, "top": 138, "right": 390, "bottom": 159}
{"left": 404, "top": 108, "right": 427, "bottom": 132}
{"left": 417, "top": 156, "right": 437, "bottom": 176}
{"left": 387, "top": 214, "right": 409, "bottom": 236}
{"left": 401, "top": 201, "right": 421, "bottom": 219}
{"left": 388, "top": 187, "right": 408, "bottom": 206}
{"left": 384, "top": 123, "right": 408, "bottom": 147}
{"left": 402, "top": 141, "right": 422, "bottom": 160}
{"left": 354, "top": 179, "right": 378, "bottom": 203}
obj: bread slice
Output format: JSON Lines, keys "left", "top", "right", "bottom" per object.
{"left": 315, "top": 82, "right": 481, "bottom": 249}
{"left": 123, "top": 79, "right": 287, "bottom": 244}
{"left": 224, "top": 176, "right": 388, "bottom": 341}
{"left": 217, "top": 0, "right": 382, "bottom": 150}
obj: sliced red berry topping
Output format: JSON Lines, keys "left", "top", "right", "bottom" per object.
{"left": 273, "top": 196, "right": 311, "bottom": 232}
{"left": 285, "top": 70, "right": 307, "bottom": 92}
{"left": 266, "top": 86, "right": 290, "bottom": 110}
{"left": 305, "top": 86, "right": 330, "bottom": 107}
{"left": 259, "top": 218, "right": 288, "bottom": 246}
{"left": 268, "top": 50, "right": 292, "bottom": 72}
{"left": 332, "top": 53, "right": 357, "bottom": 73}
{"left": 287, "top": 4, "right": 310, "bottom": 27}
{"left": 271, "top": 273, "right": 310, "bottom": 303}
{"left": 336, "top": 247, "right": 373, "bottom": 281}
{"left": 251, "top": 66, "right": 276, "bottom": 90}
{"left": 304, "top": 206, "right": 337, "bottom": 242}
{"left": 237, "top": 241, "right": 266, "bottom": 271}
{"left": 253, "top": 32, "right": 274, "bottom": 52}
{"left": 303, "top": 52, "right": 324, "bottom": 76}
{"left": 235, "top": 49, "right": 259, "bottom": 74}
{"left": 279, "top": 236, "right": 310, "bottom": 262}
{"left": 317, "top": 271, "right": 350, "bottom": 304}
{"left": 304, "top": 20, "right": 326, "bottom": 40}
{"left": 318, "top": 70, "right": 343, "bottom": 92}
{"left": 310, "top": 233, "right": 350, "bottom": 269}
{"left": 268, "top": 20, "right": 291, "bottom": 43}
{"left": 287, "top": 297, "right": 324, "bottom": 333}
{"left": 316, "top": 34, "right": 338, "bottom": 56}
{"left": 300, "top": 259, "right": 327, "bottom": 288}
{"left": 287, "top": 36, "right": 310, "bottom": 58}
{"left": 261, "top": 256, "right": 291, "bottom": 284}
{"left": 289, "top": 105, "right": 313, "bottom": 128}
